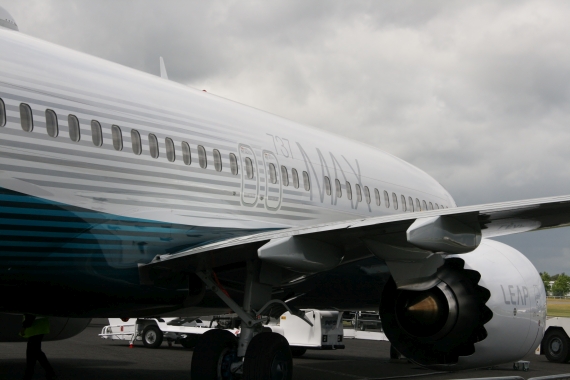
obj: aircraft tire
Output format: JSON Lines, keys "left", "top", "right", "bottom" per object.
{"left": 180, "top": 334, "right": 200, "bottom": 349}
{"left": 290, "top": 347, "right": 307, "bottom": 357}
{"left": 142, "top": 325, "right": 163, "bottom": 348}
{"left": 191, "top": 329, "right": 238, "bottom": 380}
{"left": 390, "top": 344, "right": 401, "bottom": 360}
{"left": 544, "top": 329, "right": 570, "bottom": 363}
{"left": 243, "top": 332, "right": 292, "bottom": 380}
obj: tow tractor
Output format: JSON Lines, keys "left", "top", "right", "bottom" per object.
{"left": 100, "top": 309, "right": 343, "bottom": 354}
{"left": 100, "top": 316, "right": 239, "bottom": 348}
{"left": 536, "top": 317, "right": 570, "bottom": 362}
{"left": 266, "top": 309, "right": 345, "bottom": 357}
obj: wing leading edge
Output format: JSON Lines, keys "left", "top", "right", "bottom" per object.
{"left": 140, "top": 194, "right": 570, "bottom": 282}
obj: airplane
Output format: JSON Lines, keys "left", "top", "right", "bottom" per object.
{"left": 0, "top": 5, "right": 568, "bottom": 379}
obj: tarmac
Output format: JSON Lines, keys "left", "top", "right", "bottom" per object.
{"left": 1, "top": 319, "right": 569, "bottom": 380}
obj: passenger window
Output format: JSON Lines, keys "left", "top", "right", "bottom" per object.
{"left": 416, "top": 198, "right": 421, "bottom": 211}
{"left": 68, "top": 114, "right": 80, "bottom": 142}
{"left": 422, "top": 200, "right": 428, "bottom": 210}
{"left": 213, "top": 149, "right": 222, "bottom": 171}
{"left": 166, "top": 138, "right": 176, "bottom": 162}
{"left": 182, "top": 141, "right": 191, "bottom": 165}
{"left": 131, "top": 129, "right": 142, "bottom": 155}
{"left": 111, "top": 125, "right": 123, "bottom": 151}
{"left": 401, "top": 195, "right": 406, "bottom": 211}
{"left": 0, "top": 98, "right": 5, "bottom": 127}
{"left": 45, "top": 109, "right": 58, "bottom": 138}
{"left": 429, "top": 202, "right": 434, "bottom": 210}
{"left": 346, "top": 182, "right": 352, "bottom": 200}
{"left": 375, "top": 188, "right": 381, "bottom": 206}
{"left": 384, "top": 190, "right": 390, "bottom": 208}
{"left": 198, "top": 145, "right": 207, "bottom": 168}
{"left": 230, "top": 153, "right": 238, "bottom": 175}
{"left": 268, "top": 163, "right": 277, "bottom": 184}
{"left": 303, "top": 171, "right": 310, "bottom": 191}
{"left": 245, "top": 157, "right": 254, "bottom": 179}
{"left": 435, "top": 203, "right": 439, "bottom": 209}
{"left": 91, "top": 120, "right": 102, "bottom": 147}
{"left": 20, "top": 103, "right": 33, "bottom": 132}
{"left": 292, "top": 169, "right": 299, "bottom": 189}
{"left": 335, "top": 179, "right": 342, "bottom": 198}
{"left": 356, "top": 184, "right": 362, "bottom": 202}
{"left": 392, "top": 192, "right": 398, "bottom": 210}
{"left": 149, "top": 134, "right": 159, "bottom": 158}
{"left": 408, "top": 197, "right": 414, "bottom": 212}
{"left": 324, "top": 176, "right": 331, "bottom": 196}
{"left": 364, "top": 186, "right": 371, "bottom": 205}
{"left": 281, "top": 166, "right": 289, "bottom": 186}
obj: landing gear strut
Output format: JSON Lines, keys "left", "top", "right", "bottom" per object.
{"left": 191, "top": 261, "right": 304, "bottom": 379}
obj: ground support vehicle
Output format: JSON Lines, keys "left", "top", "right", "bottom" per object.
{"left": 348, "top": 311, "right": 383, "bottom": 331}
{"left": 100, "top": 317, "right": 238, "bottom": 349}
{"left": 267, "top": 309, "right": 345, "bottom": 357}
{"left": 536, "top": 317, "right": 570, "bottom": 363}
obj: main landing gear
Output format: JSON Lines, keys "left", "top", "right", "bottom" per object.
{"left": 191, "top": 262, "right": 309, "bottom": 380}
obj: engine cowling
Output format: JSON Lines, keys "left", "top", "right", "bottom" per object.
{"left": 380, "top": 239, "right": 546, "bottom": 370}
{"left": 0, "top": 313, "right": 91, "bottom": 342}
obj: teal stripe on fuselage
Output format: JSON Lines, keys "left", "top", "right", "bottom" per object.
{"left": 0, "top": 187, "right": 275, "bottom": 282}
{"left": 0, "top": 218, "right": 192, "bottom": 233}
{"left": 0, "top": 230, "right": 171, "bottom": 240}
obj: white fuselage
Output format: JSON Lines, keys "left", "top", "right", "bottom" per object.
{"left": 0, "top": 27, "right": 453, "bottom": 245}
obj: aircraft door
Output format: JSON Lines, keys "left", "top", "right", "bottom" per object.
{"left": 239, "top": 144, "right": 259, "bottom": 206}
{"left": 262, "top": 150, "right": 282, "bottom": 211}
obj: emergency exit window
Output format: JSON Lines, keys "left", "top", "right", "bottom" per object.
{"left": 245, "top": 157, "right": 254, "bottom": 179}
{"left": 268, "top": 163, "right": 277, "bottom": 184}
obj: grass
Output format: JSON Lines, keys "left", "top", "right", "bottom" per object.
{"left": 547, "top": 298, "right": 570, "bottom": 317}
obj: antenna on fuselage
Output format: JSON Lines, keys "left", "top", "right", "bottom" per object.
{"left": 0, "top": 6, "right": 18, "bottom": 31}
{"left": 159, "top": 57, "right": 168, "bottom": 80}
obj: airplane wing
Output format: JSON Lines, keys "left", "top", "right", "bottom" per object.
{"left": 140, "top": 194, "right": 570, "bottom": 282}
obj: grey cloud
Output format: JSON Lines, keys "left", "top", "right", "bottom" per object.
{"left": 2, "top": 0, "right": 570, "bottom": 274}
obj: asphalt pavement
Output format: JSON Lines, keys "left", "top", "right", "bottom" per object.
{"left": 1, "top": 319, "right": 569, "bottom": 380}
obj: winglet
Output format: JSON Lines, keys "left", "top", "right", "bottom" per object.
{"left": 159, "top": 57, "right": 168, "bottom": 80}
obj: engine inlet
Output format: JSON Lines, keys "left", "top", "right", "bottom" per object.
{"left": 395, "top": 281, "right": 458, "bottom": 339}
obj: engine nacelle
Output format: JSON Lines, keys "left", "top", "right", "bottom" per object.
{"left": 0, "top": 313, "right": 91, "bottom": 342}
{"left": 380, "top": 239, "right": 546, "bottom": 370}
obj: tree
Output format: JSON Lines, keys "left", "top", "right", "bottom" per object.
{"left": 552, "top": 273, "right": 570, "bottom": 297}
{"left": 541, "top": 272, "right": 552, "bottom": 294}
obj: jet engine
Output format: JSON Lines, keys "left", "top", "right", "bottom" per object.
{"left": 0, "top": 313, "right": 91, "bottom": 342}
{"left": 380, "top": 239, "right": 546, "bottom": 370}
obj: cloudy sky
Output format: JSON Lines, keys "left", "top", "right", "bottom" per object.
{"left": 3, "top": 0, "right": 570, "bottom": 274}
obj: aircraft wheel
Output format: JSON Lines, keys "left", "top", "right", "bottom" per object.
{"left": 390, "top": 344, "right": 401, "bottom": 359}
{"left": 180, "top": 334, "right": 200, "bottom": 349}
{"left": 544, "top": 329, "right": 570, "bottom": 363}
{"left": 191, "top": 329, "right": 238, "bottom": 380}
{"left": 142, "top": 325, "right": 163, "bottom": 348}
{"left": 291, "top": 347, "right": 307, "bottom": 357}
{"left": 243, "top": 332, "right": 292, "bottom": 380}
